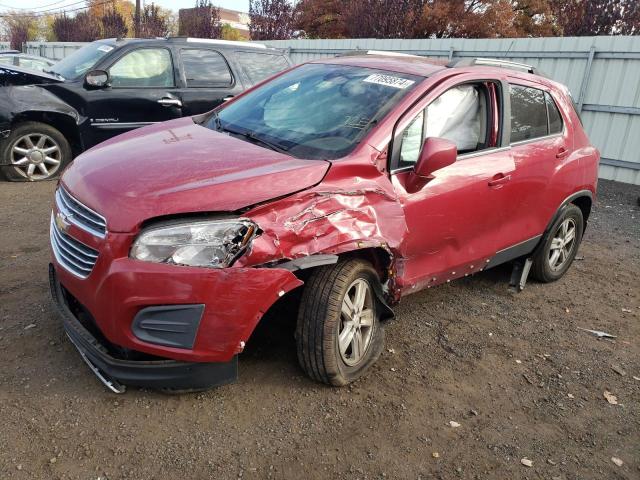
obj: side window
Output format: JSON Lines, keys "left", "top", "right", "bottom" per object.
{"left": 397, "top": 84, "right": 489, "bottom": 169}
{"left": 510, "top": 85, "right": 547, "bottom": 142}
{"left": 236, "top": 51, "right": 289, "bottom": 84}
{"left": 109, "top": 48, "right": 173, "bottom": 88}
{"left": 181, "top": 49, "right": 232, "bottom": 87}
{"left": 545, "top": 92, "right": 563, "bottom": 134}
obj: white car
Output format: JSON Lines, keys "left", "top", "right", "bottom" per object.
{"left": 0, "top": 52, "right": 55, "bottom": 72}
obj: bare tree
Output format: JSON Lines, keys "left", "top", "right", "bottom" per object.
{"left": 344, "top": 0, "right": 416, "bottom": 38}
{"left": 249, "top": 0, "right": 297, "bottom": 40}
{"left": 52, "top": 12, "right": 100, "bottom": 42}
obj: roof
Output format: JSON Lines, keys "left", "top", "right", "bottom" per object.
{"left": 312, "top": 55, "right": 447, "bottom": 77}
{"left": 312, "top": 54, "right": 554, "bottom": 84}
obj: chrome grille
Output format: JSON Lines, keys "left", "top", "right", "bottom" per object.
{"left": 55, "top": 187, "right": 107, "bottom": 238}
{"left": 50, "top": 215, "right": 99, "bottom": 278}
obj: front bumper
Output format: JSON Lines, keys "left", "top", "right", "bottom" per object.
{"left": 49, "top": 225, "right": 303, "bottom": 363}
{"left": 50, "top": 266, "right": 238, "bottom": 391}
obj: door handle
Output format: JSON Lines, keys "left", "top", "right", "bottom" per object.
{"left": 158, "top": 97, "right": 182, "bottom": 107}
{"left": 488, "top": 173, "right": 511, "bottom": 187}
{"left": 556, "top": 147, "right": 569, "bottom": 158}
{"left": 222, "top": 95, "right": 234, "bottom": 102}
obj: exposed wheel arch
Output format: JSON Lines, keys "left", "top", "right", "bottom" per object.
{"left": 571, "top": 195, "right": 592, "bottom": 226}
{"left": 276, "top": 247, "right": 396, "bottom": 321}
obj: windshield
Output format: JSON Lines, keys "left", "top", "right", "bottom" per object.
{"left": 208, "top": 63, "right": 422, "bottom": 160}
{"left": 51, "top": 41, "right": 115, "bottom": 79}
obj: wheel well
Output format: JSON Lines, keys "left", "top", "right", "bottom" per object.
{"left": 12, "top": 111, "right": 82, "bottom": 157}
{"left": 571, "top": 195, "right": 592, "bottom": 224}
{"left": 338, "top": 247, "right": 393, "bottom": 283}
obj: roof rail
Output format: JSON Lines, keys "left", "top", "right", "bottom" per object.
{"left": 166, "top": 37, "right": 268, "bottom": 49}
{"left": 448, "top": 57, "right": 546, "bottom": 76}
{"left": 338, "top": 49, "right": 421, "bottom": 58}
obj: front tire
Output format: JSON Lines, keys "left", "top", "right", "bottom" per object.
{"left": 296, "top": 259, "right": 384, "bottom": 386}
{"left": 1, "top": 121, "right": 71, "bottom": 182}
{"left": 531, "top": 204, "right": 584, "bottom": 282}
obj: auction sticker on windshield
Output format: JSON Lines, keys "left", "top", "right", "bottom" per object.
{"left": 363, "top": 74, "right": 415, "bottom": 89}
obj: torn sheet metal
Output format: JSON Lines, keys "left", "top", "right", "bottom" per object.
{"left": 238, "top": 147, "right": 409, "bottom": 299}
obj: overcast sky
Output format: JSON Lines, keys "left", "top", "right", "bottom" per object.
{"left": 0, "top": 0, "right": 251, "bottom": 14}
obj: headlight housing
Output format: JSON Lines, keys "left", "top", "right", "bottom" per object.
{"left": 130, "top": 219, "right": 257, "bottom": 268}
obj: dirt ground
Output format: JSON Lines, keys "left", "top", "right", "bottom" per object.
{"left": 0, "top": 178, "right": 638, "bottom": 480}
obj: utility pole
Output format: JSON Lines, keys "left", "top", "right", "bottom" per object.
{"left": 135, "top": 0, "right": 141, "bottom": 37}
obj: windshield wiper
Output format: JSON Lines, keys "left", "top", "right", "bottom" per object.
{"left": 219, "top": 124, "right": 290, "bottom": 154}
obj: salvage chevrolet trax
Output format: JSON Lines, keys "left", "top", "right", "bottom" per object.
{"left": 49, "top": 54, "right": 599, "bottom": 392}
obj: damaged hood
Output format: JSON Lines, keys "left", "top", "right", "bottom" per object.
{"left": 61, "top": 117, "right": 331, "bottom": 232}
{"left": 0, "top": 64, "right": 63, "bottom": 85}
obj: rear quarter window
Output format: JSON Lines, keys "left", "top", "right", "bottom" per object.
{"left": 510, "top": 85, "right": 548, "bottom": 143}
{"left": 236, "top": 51, "right": 290, "bottom": 84}
{"left": 545, "top": 92, "right": 563, "bottom": 134}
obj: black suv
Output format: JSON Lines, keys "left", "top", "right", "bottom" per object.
{"left": 0, "top": 37, "right": 291, "bottom": 181}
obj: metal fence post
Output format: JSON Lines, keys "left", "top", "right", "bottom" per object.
{"left": 577, "top": 45, "right": 596, "bottom": 113}
{"left": 448, "top": 46, "right": 455, "bottom": 61}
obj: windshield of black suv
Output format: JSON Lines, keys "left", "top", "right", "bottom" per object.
{"left": 207, "top": 63, "right": 422, "bottom": 160}
{"left": 50, "top": 41, "right": 116, "bottom": 80}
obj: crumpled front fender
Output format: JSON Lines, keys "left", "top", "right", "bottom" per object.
{"left": 0, "top": 85, "right": 83, "bottom": 126}
{"left": 239, "top": 157, "right": 409, "bottom": 298}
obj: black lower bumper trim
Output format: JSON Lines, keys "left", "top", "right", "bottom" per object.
{"left": 49, "top": 265, "right": 238, "bottom": 391}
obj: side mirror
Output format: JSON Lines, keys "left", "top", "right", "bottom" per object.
{"left": 85, "top": 69, "right": 110, "bottom": 89}
{"left": 414, "top": 137, "right": 457, "bottom": 178}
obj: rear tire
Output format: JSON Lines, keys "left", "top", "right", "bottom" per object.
{"left": 296, "top": 259, "right": 384, "bottom": 386}
{"left": 531, "top": 204, "right": 583, "bottom": 283}
{"left": 1, "top": 121, "right": 71, "bottom": 182}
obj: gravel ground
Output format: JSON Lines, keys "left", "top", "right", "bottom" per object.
{"left": 0, "top": 179, "right": 638, "bottom": 480}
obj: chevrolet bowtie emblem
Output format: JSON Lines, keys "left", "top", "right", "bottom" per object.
{"left": 55, "top": 211, "right": 73, "bottom": 233}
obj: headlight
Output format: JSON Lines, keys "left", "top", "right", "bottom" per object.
{"left": 130, "top": 219, "right": 257, "bottom": 268}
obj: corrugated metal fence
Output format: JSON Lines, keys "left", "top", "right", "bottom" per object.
{"left": 21, "top": 37, "right": 640, "bottom": 184}
{"left": 24, "top": 41, "right": 88, "bottom": 61}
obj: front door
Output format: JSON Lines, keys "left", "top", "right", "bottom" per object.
{"left": 390, "top": 81, "right": 515, "bottom": 293}
{"left": 84, "top": 47, "right": 182, "bottom": 147}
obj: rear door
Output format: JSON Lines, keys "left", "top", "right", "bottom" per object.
{"left": 175, "top": 48, "right": 243, "bottom": 116}
{"left": 495, "top": 82, "right": 570, "bottom": 250}
{"left": 84, "top": 46, "right": 182, "bottom": 145}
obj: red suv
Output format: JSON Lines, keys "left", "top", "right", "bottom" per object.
{"left": 49, "top": 54, "right": 599, "bottom": 392}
